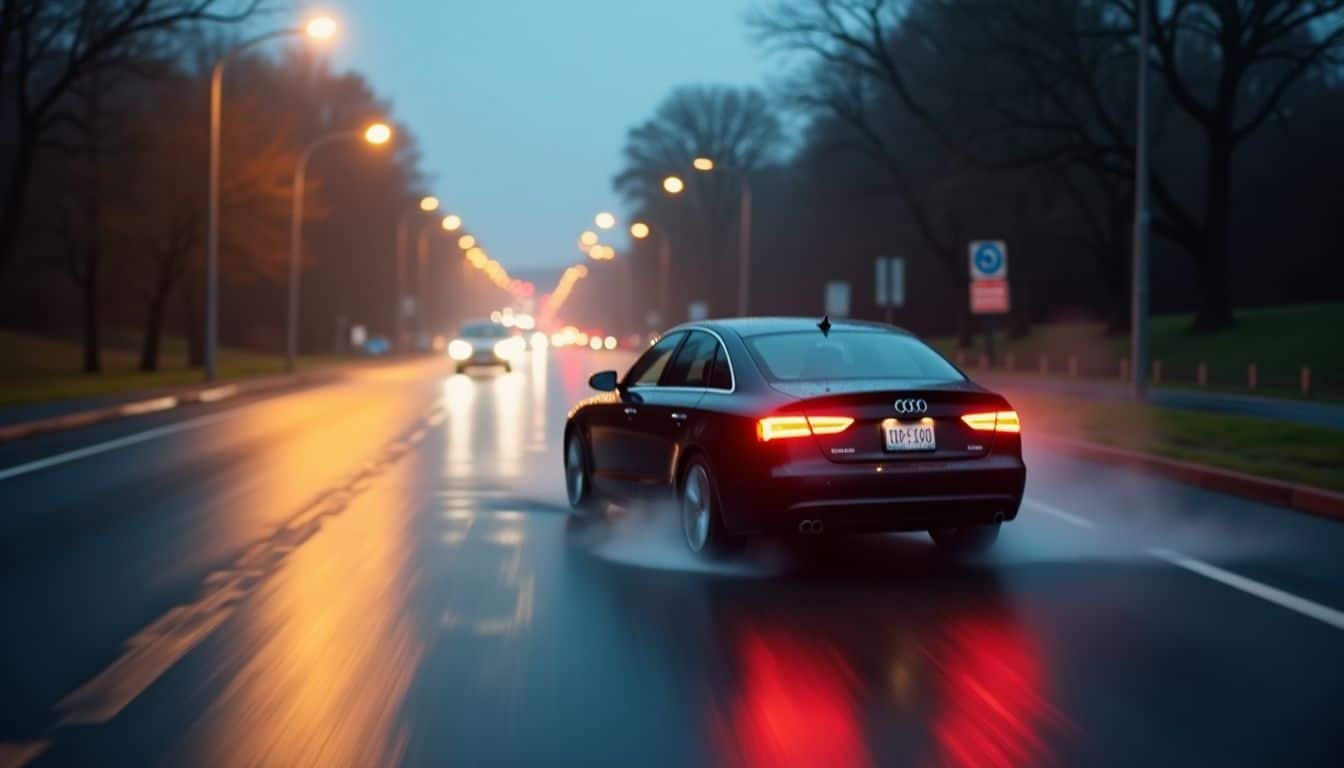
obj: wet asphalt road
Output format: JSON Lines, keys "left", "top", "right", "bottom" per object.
{"left": 1, "top": 348, "right": 1342, "bottom": 767}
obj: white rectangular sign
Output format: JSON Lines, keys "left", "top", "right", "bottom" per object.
{"left": 824, "top": 281, "right": 851, "bottom": 317}
{"left": 875, "top": 257, "right": 905, "bottom": 308}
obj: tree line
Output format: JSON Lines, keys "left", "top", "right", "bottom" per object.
{"left": 0, "top": 0, "right": 511, "bottom": 374}
{"left": 588, "top": 0, "right": 1344, "bottom": 341}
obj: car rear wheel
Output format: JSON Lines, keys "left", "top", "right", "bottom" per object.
{"left": 929, "top": 522, "right": 1000, "bottom": 552}
{"left": 680, "top": 459, "right": 736, "bottom": 556}
{"left": 565, "top": 431, "right": 600, "bottom": 516}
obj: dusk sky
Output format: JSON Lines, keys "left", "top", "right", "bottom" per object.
{"left": 319, "top": 0, "right": 771, "bottom": 272}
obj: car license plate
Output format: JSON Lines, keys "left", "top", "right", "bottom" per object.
{"left": 882, "top": 419, "right": 936, "bottom": 451}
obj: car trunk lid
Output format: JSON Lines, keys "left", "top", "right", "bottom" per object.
{"left": 770, "top": 379, "right": 1007, "bottom": 463}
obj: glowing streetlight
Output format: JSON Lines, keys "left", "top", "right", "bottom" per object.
{"left": 288, "top": 120, "right": 392, "bottom": 373}
{"left": 630, "top": 221, "right": 650, "bottom": 240}
{"left": 419, "top": 195, "right": 439, "bottom": 212}
{"left": 458, "top": 234, "right": 476, "bottom": 250}
{"left": 595, "top": 211, "right": 616, "bottom": 230}
{"left": 693, "top": 156, "right": 715, "bottom": 171}
{"left": 663, "top": 175, "right": 685, "bottom": 195}
{"left": 363, "top": 122, "right": 392, "bottom": 145}
{"left": 579, "top": 230, "right": 599, "bottom": 247}
{"left": 205, "top": 14, "right": 341, "bottom": 381}
{"left": 441, "top": 214, "right": 462, "bottom": 231}
{"left": 304, "top": 16, "right": 338, "bottom": 40}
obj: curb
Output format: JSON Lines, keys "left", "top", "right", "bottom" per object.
{"left": 1034, "top": 433, "right": 1344, "bottom": 522}
{"left": 0, "top": 368, "right": 355, "bottom": 444}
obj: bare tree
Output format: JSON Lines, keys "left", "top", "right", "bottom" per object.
{"left": 614, "top": 85, "right": 784, "bottom": 317}
{"left": 753, "top": 0, "right": 1344, "bottom": 332}
{"left": 0, "top": 0, "right": 266, "bottom": 278}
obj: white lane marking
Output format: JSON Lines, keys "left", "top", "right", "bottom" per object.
{"left": 1023, "top": 498, "right": 1095, "bottom": 529}
{"left": 118, "top": 396, "right": 178, "bottom": 416}
{"left": 1148, "top": 547, "right": 1344, "bottom": 632}
{"left": 0, "top": 410, "right": 238, "bottom": 482}
{"left": 197, "top": 384, "right": 239, "bottom": 403}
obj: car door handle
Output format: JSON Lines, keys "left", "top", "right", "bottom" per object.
{"left": 670, "top": 412, "right": 688, "bottom": 422}
{"left": 623, "top": 407, "right": 639, "bottom": 417}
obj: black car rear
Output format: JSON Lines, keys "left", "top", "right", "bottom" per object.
{"left": 564, "top": 317, "right": 1026, "bottom": 555}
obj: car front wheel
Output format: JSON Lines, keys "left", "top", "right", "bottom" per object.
{"left": 565, "top": 431, "right": 600, "bottom": 516}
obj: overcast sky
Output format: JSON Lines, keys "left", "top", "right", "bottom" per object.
{"left": 319, "top": 0, "right": 770, "bottom": 272}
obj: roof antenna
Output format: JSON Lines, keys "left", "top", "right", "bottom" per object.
{"left": 817, "top": 314, "right": 832, "bottom": 337}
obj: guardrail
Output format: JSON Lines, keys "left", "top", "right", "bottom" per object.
{"left": 952, "top": 350, "right": 1338, "bottom": 400}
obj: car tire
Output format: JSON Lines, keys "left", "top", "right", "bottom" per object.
{"left": 679, "top": 457, "right": 739, "bottom": 556}
{"left": 929, "top": 522, "right": 1000, "bottom": 552}
{"left": 564, "top": 431, "right": 601, "bottom": 517}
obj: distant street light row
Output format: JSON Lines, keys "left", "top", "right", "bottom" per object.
{"left": 205, "top": 12, "right": 526, "bottom": 376}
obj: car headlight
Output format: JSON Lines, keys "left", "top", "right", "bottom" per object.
{"left": 493, "top": 337, "right": 525, "bottom": 361}
{"left": 448, "top": 339, "right": 473, "bottom": 361}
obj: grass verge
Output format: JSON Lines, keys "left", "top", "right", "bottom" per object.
{"left": 1013, "top": 392, "right": 1344, "bottom": 493}
{"left": 0, "top": 330, "right": 351, "bottom": 409}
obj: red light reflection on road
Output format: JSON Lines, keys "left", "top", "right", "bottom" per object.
{"left": 927, "top": 617, "right": 1069, "bottom": 768}
{"left": 714, "top": 628, "right": 872, "bottom": 768}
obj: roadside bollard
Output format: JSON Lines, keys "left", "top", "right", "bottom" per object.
{"left": 1039, "top": 354, "right": 1048, "bottom": 374}
{"left": 1248, "top": 363, "right": 1257, "bottom": 391}
{"left": 1068, "top": 355, "right": 1078, "bottom": 378}
{"left": 1301, "top": 366, "right": 1311, "bottom": 396}
{"left": 1197, "top": 362, "right": 1207, "bottom": 387}
{"left": 1120, "top": 358, "right": 1130, "bottom": 382}
{"left": 1153, "top": 359, "right": 1162, "bottom": 386}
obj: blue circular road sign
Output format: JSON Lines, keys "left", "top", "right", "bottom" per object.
{"left": 974, "top": 243, "right": 1004, "bottom": 276}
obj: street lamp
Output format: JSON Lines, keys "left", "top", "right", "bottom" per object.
{"left": 691, "top": 156, "right": 752, "bottom": 317}
{"left": 205, "top": 14, "right": 338, "bottom": 381}
{"left": 628, "top": 220, "right": 671, "bottom": 328}
{"left": 442, "top": 214, "right": 462, "bottom": 231}
{"left": 662, "top": 175, "right": 685, "bottom": 195}
{"left": 595, "top": 211, "right": 616, "bottom": 230}
{"left": 629, "top": 221, "right": 650, "bottom": 240}
{"left": 394, "top": 194, "right": 443, "bottom": 352}
{"left": 287, "top": 121, "right": 392, "bottom": 373}
{"left": 458, "top": 234, "right": 476, "bottom": 250}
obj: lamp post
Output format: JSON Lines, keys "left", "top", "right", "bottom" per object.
{"left": 691, "top": 157, "right": 753, "bottom": 317}
{"left": 206, "top": 15, "right": 337, "bottom": 381}
{"left": 630, "top": 219, "right": 671, "bottom": 328}
{"left": 1131, "top": 0, "right": 1151, "bottom": 402}
{"left": 287, "top": 122, "right": 391, "bottom": 373}
{"left": 394, "top": 196, "right": 440, "bottom": 352}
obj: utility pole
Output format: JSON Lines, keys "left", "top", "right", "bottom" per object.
{"left": 1131, "top": 0, "right": 1151, "bottom": 402}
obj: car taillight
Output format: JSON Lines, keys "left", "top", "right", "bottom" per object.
{"left": 961, "top": 410, "right": 1021, "bottom": 433}
{"left": 756, "top": 415, "right": 854, "bottom": 442}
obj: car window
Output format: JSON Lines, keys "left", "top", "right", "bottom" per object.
{"left": 706, "top": 342, "right": 733, "bottom": 390}
{"left": 663, "top": 331, "right": 719, "bottom": 387}
{"left": 624, "top": 332, "right": 685, "bottom": 387}
{"left": 745, "top": 330, "right": 964, "bottom": 382}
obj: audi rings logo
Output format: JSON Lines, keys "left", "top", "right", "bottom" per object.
{"left": 893, "top": 398, "right": 928, "bottom": 414}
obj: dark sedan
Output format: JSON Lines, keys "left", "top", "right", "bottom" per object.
{"left": 563, "top": 317, "right": 1025, "bottom": 555}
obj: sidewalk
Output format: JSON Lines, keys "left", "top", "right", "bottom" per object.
{"left": 976, "top": 371, "right": 1344, "bottom": 430}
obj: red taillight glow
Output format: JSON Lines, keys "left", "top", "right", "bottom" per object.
{"left": 961, "top": 410, "right": 1021, "bottom": 433}
{"left": 756, "top": 415, "right": 854, "bottom": 442}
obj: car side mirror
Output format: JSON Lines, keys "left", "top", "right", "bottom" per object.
{"left": 589, "top": 370, "right": 619, "bottom": 392}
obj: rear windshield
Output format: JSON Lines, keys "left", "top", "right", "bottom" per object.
{"left": 459, "top": 322, "right": 509, "bottom": 338}
{"left": 745, "top": 330, "right": 964, "bottom": 382}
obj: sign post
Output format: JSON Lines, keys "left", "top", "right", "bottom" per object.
{"left": 875, "top": 257, "right": 905, "bottom": 324}
{"left": 968, "top": 241, "right": 1009, "bottom": 364}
